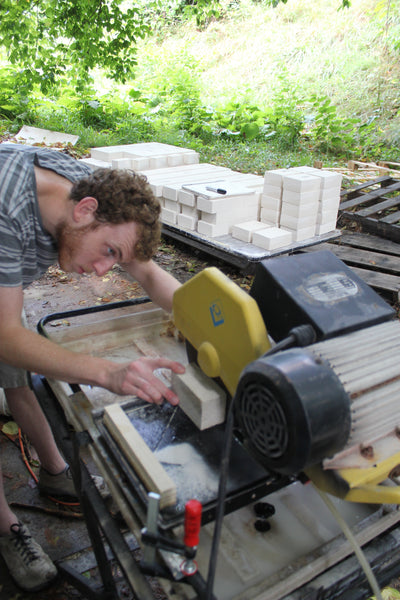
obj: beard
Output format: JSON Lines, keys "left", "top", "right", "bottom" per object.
{"left": 55, "top": 222, "right": 96, "bottom": 273}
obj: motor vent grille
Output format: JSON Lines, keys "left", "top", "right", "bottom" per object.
{"left": 237, "top": 380, "right": 289, "bottom": 460}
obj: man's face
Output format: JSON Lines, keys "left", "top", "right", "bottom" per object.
{"left": 57, "top": 221, "right": 140, "bottom": 276}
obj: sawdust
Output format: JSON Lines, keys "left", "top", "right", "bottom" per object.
{"left": 155, "top": 442, "right": 220, "bottom": 512}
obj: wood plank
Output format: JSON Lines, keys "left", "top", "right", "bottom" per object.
{"left": 339, "top": 181, "right": 400, "bottom": 211}
{"left": 348, "top": 266, "right": 400, "bottom": 301}
{"left": 378, "top": 160, "right": 400, "bottom": 170}
{"left": 337, "top": 232, "right": 400, "bottom": 256}
{"left": 103, "top": 403, "right": 177, "bottom": 508}
{"left": 348, "top": 159, "right": 389, "bottom": 175}
{"left": 357, "top": 195, "right": 400, "bottom": 217}
{"left": 381, "top": 210, "right": 400, "bottom": 224}
{"left": 340, "top": 176, "right": 393, "bottom": 200}
{"left": 304, "top": 242, "right": 400, "bottom": 275}
{"left": 338, "top": 212, "right": 400, "bottom": 244}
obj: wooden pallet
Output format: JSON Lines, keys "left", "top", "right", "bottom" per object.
{"left": 338, "top": 176, "right": 400, "bottom": 243}
{"left": 303, "top": 231, "right": 400, "bottom": 304}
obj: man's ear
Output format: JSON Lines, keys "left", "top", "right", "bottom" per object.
{"left": 72, "top": 197, "right": 98, "bottom": 224}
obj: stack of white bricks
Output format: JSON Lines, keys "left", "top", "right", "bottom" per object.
{"left": 293, "top": 166, "right": 343, "bottom": 235}
{"left": 81, "top": 143, "right": 341, "bottom": 250}
{"left": 81, "top": 142, "right": 200, "bottom": 171}
{"left": 231, "top": 166, "right": 342, "bottom": 250}
{"left": 160, "top": 181, "right": 260, "bottom": 237}
{"left": 139, "top": 165, "right": 264, "bottom": 237}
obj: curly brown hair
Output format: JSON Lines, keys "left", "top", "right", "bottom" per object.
{"left": 69, "top": 168, "right": 161, "bottom": 261}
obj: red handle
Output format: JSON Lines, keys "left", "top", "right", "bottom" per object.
{"left": 184, "top": 499, "right": 202, "bottom": 547}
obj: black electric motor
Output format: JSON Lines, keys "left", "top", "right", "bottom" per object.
{"left": 233, "top": 348, "right": 351, "bottom": 475}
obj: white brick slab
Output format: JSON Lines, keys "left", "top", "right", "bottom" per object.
{"left": 196, "top": 193, "right": 258, "bottom": 215}
{"left": 315, "top": 222, "right": 337, "bottom": 235}
{"left": 167, "top": 154, "right": 184, "bottom": 167}
{"left": 260, "top": 208, "right": 280, "bottom": 226}
{"left": 319, "top": 197, "right": 341, "bottom": 213}
{"left": 142, "top": 165, "right": 228, "bottom": 183}
{"left": 161, "top": 207, "right": 177, "bottom": 224}
{"left": 111, "top": 157, "right": 134, "bottom": 170}
{"left": 91, "top": 147, "right": 126, "bottom": 161}
{"left": 200, "top": 212, "right": 217, "bottom": 224}
{"left": 252, "top": 227, "right": 293, "bottom": 250}
{"left": 316, "top": 209, "right": 338, "bottom": 225}
{"left": 178, "top": 190, "right": 196, "bottom": 207}
{"left": 232, "top": 221, "right": 271, "bottom": 243}
{"left": 197, "top": 220, "right": 230, "bottom": 237}
{"left": 177, "top": 214, "right": 197, "bottom": 230}
{"left": 162, "top": 183, "right": 182, "bottom": 202}
{"left": 79, "top": 157, "right": 110, "bottom": 169}
{"left": 171, "top": 363, "right": 226, "bottom": 430}
{"left": 90, "top": 143, "right": 199, "bottom": 168}
{"left": 280, "top": 202, "right": 319, "bottom": 219}
{"left": 290, "top": 166, "right": 342, "bottom": 190}
{"left": 180, "top": 181, "right": 256, "bottom": 198}
{"left": 181, "top": 205, "right": 198, "bottom": 217}
{"left": 263, "top": 168, "right": 290, "bottom": 187}
{"left": 131, "top": 157, "right": 151, "bottom": 171}
{"left": 183, "top": 153, "right": 200, "bottom": 165}
{"left": 164, "top": 199, "right": 179, "bottom": 212}
{"left": 15, "top": 125, "right": 79, "bottom": 146}
{"left": 262, "top": 183, "right": 283, "bottom": 200}
{"left": 261, "top": 195, "right": 282, "bottom": 210}
{"left": 281, "top": 189, "right": 320, "bottom": 206}
{"left": 201, "top": 202, "right": 259, "bottom": 226}
{"left": 290, "top": 226, "right": 317, "bottom": 242}
{"left": 149, "top": 155, "right": 169, "bottom": 169}
{"left": 280, "top": 213, "right": 317, "bottom": 230}
{"left": 282, "top": 172, "right": 321, "bottom": 193}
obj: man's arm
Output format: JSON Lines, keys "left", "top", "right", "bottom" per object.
{"left": 0, "top": 285, "right": 184, "bottom": 403}
{"left": 122, "top": 259, "right": 181, "bottom": 313}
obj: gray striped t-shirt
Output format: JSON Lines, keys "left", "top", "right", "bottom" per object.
{"left": 0, "top": 144, "right": 92, "bottom": 288}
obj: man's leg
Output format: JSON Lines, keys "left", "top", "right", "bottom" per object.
{"left": 0, "top": 463, "right": 19, "bottom": 535}
{"left": 6, "top": 385, "right": 108, "bottom": 499}
{"left": 5, "top": 386, "right": 67, "bottom": 475}
{"left": 0, "top": 405, "right": 58, "bottom": 591}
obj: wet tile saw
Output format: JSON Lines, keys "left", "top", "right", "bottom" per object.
{"left": 173, "top": 249, "right": 400, "bottom": 505}
{"left": 33, "top": 247, "right": 400, "bottom": 599}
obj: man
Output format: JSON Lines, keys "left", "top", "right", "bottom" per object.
{"left": 0, "top": 143, "right": 185, "bottom": 592}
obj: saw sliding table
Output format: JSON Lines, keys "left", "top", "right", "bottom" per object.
{"left": 31, "top": 298, "right": 400, "bottom": 600}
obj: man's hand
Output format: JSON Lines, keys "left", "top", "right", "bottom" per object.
{"left": 106, "top": 357, "right": 186, "bottom": 405}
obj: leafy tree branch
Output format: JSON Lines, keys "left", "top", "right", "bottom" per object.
{"left": 0, "top": 0, "right": 152, "bottom": 92}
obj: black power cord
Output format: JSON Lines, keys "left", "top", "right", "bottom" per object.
{"left": 205, "top": 324, "right": 316, "bottom": 600}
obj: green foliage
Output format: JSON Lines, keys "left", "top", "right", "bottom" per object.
{"left": 307, "top": 95, "right": 360, "bottom": 155}
{"left": 211, "top": 101, "right": 271, "bottom": 141}
{"left": 137, "top": 58, "right": 216, "bottom": 138}
{"left": 148, "top": 0, "right": 222, "bottom": 28}
{"left": 0, "top": 0, "right": 152, "bottom": 93}
{"left": 0, "top": 67, "right": 32, "bottom": 120}
{"left": 264, "top": 81, "right": 305, "bottom": 148}
{"left": 262, "top": 0, "right": 350, "bottom": 7}
{"left": 180, "top": 0, "right": 222, "bottom": 27}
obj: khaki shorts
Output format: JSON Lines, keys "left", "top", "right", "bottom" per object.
{"left": 0, "top": 310, "right": 30, "bottom": 389}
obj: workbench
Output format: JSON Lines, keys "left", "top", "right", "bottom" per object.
{"left": 32, "top": 298, "right": 400, "bottom": 600}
